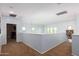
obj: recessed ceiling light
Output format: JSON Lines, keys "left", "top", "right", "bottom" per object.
{"left": 56, "top": 11, "right": 67, "bottom": 16}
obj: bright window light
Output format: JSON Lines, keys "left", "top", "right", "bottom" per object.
{"left": 47, "top": 27, "right": 57, "bottom": 34}
{"left": 50, "top": 27, "right": 53, "bottom": 33}
{"left": 32, "top": 27, "right": 35, "bottom": 31}
{"left": 54, "top": 27, "right": 57, "bottom": 34}
{"left": 47, "top": 27, "right": 50, "bottom": 33}
{"left": 22, "top": 27, "right": 26, "bottom": 31}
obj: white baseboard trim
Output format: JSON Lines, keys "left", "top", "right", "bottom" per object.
{"left": 41, "top": 41, "right": 66, "bottom": 54}
{"left": 23, "top": 40, "right": 66, "bottom": 54}
{"left": 23, "top": 41, "right": 42, "bottom": 54}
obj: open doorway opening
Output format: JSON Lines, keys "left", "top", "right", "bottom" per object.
{"left": 6, "top": 24, "right": 16, "bottom": 44}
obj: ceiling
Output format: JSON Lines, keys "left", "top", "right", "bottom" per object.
{"left": 0, "top": 3, "right": 79, "bottom": 24}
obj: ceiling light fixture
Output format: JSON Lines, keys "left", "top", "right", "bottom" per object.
{"left": 56, "top": 11, "right": 67, "bottom": 16}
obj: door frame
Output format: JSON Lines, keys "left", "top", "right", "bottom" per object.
{"left": 6, "top": 23, "right": 17, "bottom": 43}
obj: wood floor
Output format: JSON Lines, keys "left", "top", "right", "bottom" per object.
{"left": 0, "top": 39, "right": 72, "bottom": 56}
{"left": 43, "top": 41, "right": 72, "bottom": 56}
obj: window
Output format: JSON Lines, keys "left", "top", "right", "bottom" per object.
{"left": 32, "top": 27, "right": 35, "bottom": 31}
{"left": 50, "top": 27, "right": 54, "bottom": 33}
{"left": 31, "top": 27, "right": 36, "bottom": 33}
{"left": 47, "top": 27, "right": 57, "bottom": 34}
{"left": 53, "top": 27, "right": 57, "bottom": 34}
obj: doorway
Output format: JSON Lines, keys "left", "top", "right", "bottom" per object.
{"left": 7, "top": 24, "right": 16, "bottom": 43}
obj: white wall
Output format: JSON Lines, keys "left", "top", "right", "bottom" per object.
{"left": 72, "top": 15, "right": 79, "bottom": 56}
{"left": 72, "top": 35, "right": 79, "bottom": 56}
{"left": 75, "top": 14, "right": 79, "bottom": 34}
{"left": 22, "top": 33, "right": 42, "bottom": 53}
{"left": 41, "top": 33, "right": 67, "bottom": 54}
{"left": 21, "top": 33, "right": 67, "bottom": 54}
{"left": 0, "top": 16, "right": 22, "bottom": 45}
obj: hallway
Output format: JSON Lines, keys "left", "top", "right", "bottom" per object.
{"left": 0, "top": 40, "right": 72, "bottom": 56}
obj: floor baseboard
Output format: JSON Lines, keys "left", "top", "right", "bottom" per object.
{"left": 23, "top": 41, "right": 42, "bottom": 54}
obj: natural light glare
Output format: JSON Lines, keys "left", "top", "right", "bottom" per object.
{"left": 50, "top": 27, "right": 53, "bottom": 33}
{"left": 54, "top": 27, "right": 57, "bottom": 34}
{"left": 22, "top": 27, "right": 26, "bottom": 31}
{"left": 47, "top": 27, "right": 57, "bottom": 34}
{"left": 32, "top": 27, "right": 35, "bottom": 31}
